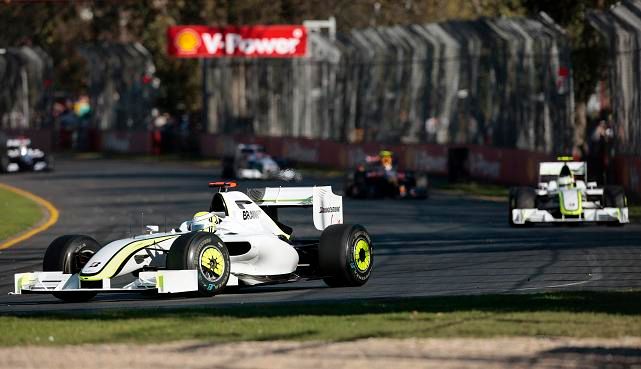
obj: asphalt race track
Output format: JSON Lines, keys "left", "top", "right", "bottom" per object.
{"left": 0, "top": 158, "right": 640, "bottom": 314}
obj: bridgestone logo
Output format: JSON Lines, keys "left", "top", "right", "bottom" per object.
{"left": 319, "top": 206, "right": 340, "bottom": 214}
{"left": 243, "top": 210, "right": 261, "bottom": 220}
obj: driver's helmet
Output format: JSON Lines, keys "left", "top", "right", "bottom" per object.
{"left": 379, "top": 150, "right": 393, "bottom": 169}
{"left": 190, "top": 211, "right": 217, "bottom": 232}
{"left": 558, "top": 164, "right": 574, "bottom": 188}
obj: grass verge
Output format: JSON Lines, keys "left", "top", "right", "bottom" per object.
{"left": 2, "top": 291, "right": 640, "bottom": 346}
{"left": 0, "top": 185, "right": 43, "bottom": 242}
{"left": 431, "top": 177, "right": 509, "bottom": 200}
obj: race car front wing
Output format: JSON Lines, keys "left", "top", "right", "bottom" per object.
{"left": 512, "top": 207, "right": 628, "bottom": 225}
{"left": 13, "top": 270, "right": 204, "bottom": 295}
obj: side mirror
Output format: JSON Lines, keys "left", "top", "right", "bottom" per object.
{"left": 146, "top": 225, "right": 159, "bottom": 234}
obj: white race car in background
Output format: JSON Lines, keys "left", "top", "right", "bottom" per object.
{"left": 509, "top": 158, "right": 628, "bottom": 226}
{"left": 1, "top": 136, "right": 53, "bottom": 173}
{"left": 222, "top": 144, "right": 302, "bottom": 181}
{"left": 13, "top": 182, "right": 372, "bottom": 302}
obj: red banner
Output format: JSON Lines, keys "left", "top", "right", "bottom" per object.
{"left": 167, "top": 25, "right": 307, "bottom": 58}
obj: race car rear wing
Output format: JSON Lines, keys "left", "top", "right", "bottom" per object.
{"left": 539, "top": 161, "right": 587, "bottom": 182}
{"left": 247, "top": 186, "right": 343, "bottom": 230}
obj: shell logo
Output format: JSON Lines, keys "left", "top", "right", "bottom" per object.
{"left": 175, "top": 28, "right": 201, "bottom": 54}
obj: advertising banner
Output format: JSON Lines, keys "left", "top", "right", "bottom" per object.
{"left": 167, "top": 25, "right": 307, "bottom": 58}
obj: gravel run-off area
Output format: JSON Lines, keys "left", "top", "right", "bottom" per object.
{"left": 2, "top": 337, "right": 641, "bottom": 369}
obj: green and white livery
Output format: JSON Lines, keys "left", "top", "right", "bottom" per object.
{"left": 509, "top": 159, "right": 628, "bottom": 226}
{"left": 13, "top": 183, "right": 373, "bottom": 302}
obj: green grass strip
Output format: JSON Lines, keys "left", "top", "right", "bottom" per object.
{"left": 0, "top": 185, "right": 43, "bottom": 242}
{"left": 2, "top": 291, "right": 640, "bottom": 346}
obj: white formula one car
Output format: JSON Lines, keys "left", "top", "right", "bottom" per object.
{"left": 1, "top": 136, "right": 53, "bottom": 173}
{"left": 222, "top": 144, "right": 302, "bottom": 181}
{"left": 13, "top": 182, "right": 372, "bottom": 302}
{"left": 509, "top": 158, "right": 628, "bottom": 226}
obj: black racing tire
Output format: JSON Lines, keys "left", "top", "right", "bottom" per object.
{"left": 221, "top": 157, "right": 236, "bottom": 179}
{"left": 414, "top": 172, "right": 430, "bottom": 199}
{"left": 43, "top": 235, "right": 101, "bottom": 302}
{"left": 0, "top": 155, "right": 9, "bottom": 173}
{"left": 509, "top": 187, "right": 536, "bottom": 227}
{"left": 602, "top": 186, "right": 626, "bottom": 208}
{"left": 319, "top": 224, "right": 373, "bottom": 287}
{"left": 44, "top": 155, "right": 54, "bottom": 172}
{"left": 166, "top": 232, "right": 230, "bottom": 296}
{"left": 344, "top": 173, "right": 356, "bottom": 198}
{"left": 603, "top": 186, "right": 626, "bottom": 227}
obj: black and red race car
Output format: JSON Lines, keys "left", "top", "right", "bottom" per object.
{"left": 344, "top": 150, "right": 428, "bottom": 199}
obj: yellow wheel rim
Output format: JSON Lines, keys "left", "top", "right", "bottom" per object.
{"left": 200, "top": 246, "right": 225, "bottom": 281}
{"left": 353, "top": 239, "right": 371, "bottom": 272}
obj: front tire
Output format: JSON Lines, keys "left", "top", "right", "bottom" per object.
{"left": 509, "top": 187, "right": 536, "bottom": 227}
{"left": 603, "top": 186, "right": 626, "bottom": 227}
{"left": 43, "top": 235, "right": 101, "bottom": 302}
{"left": 319, "top": 224, "right": 373, "bottom": 287}
{"left": 166, "top": 232, "right": 230, "bottom": 296}
{"left": 603, "top": 186, "right": 626, "bottom": 208}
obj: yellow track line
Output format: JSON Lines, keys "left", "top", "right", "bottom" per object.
{"left": 0, "top": 182, "right": 59, "bottom": 250}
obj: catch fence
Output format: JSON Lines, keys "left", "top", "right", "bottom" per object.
{"left": 0, "top": 46, "right": 52, "bottom": 129}
{"left": 78, "top": 43, "right": 157, "bottom": 131}
{"left": 588, "top": 0, "right": 641, "bottom": 156}
{"left": 204, "top": 14, "right": 574, "bottom": 153}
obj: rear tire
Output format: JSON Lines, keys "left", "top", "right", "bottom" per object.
{"left": 319, "top": 224, "right": 373, "bottom": 287}
{"left": 43, "top": 235, "right": 101, "bottom": 302}
{"left": 221, "top": 157, "right": 236, "bottom": 179}
{"left": 0, "top": 155, "right": 10, "bottom": 173}
{"left": 414, "top": 172, "right": 430, "bottom": 199}
{"left": 44, "top": 155, "right": 54, "bottom": 172}
{"left": 166, "top": 232, "right": 230, "bottom": 296}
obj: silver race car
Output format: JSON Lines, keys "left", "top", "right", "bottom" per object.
{"left": 222, "top": 144, "right": 302, "bottom": 181}
{"left": 13, "top": 182, "right": 372, "bottom": 302}
{"left": 509, "top": 158, "right": 628, "bottom": 226}
{"left": 1, "top": 136, "right": 53, "bottom": 173}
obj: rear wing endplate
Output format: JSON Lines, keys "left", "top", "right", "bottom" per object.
{"left": 247, "top": 186, "right": 343, "bottom": 230}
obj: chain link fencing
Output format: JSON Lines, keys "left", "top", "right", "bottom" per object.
{"left": 204, "top": 14, "right": 574, "bottom": 153}
{"left": 589, "top": 0, "right": 641, "bottom": 156}
{"left": 78, "top": 43, "right": 157, "bottom": 131}
{"left": 0, "top": 46, "right": 53, "bottom": 129}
